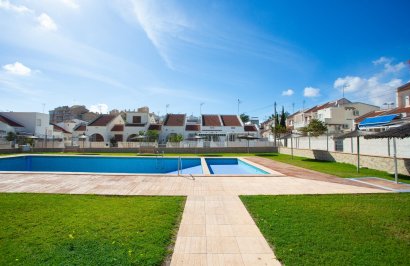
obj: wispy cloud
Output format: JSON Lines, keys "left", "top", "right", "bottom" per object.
{"left": 2, "top": 62, "right": 32, "bottom": 76}
{"left": 282, "top": 89, "right": 294, "bottom": 96}
{"left": 37, "top": 13, "right": 58, "bottom": 31}
{"left": 89, "top": 103, "right": 108, "bottom": 114}
{"left": 61, "top": 0, "right": 79, "bottom": 9}
{"left": 304, "top": 87, "right": 320, "bottom": 97}
{"left": 333, "top": 57, "right": 407, "bottom": 105}
{"left": 0, "top": 0, "right": 33, "bottom": 13}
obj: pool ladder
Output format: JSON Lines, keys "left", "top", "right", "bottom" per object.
{"left": 177, "top": 156, "right": 182, "bottom": 176}
{"left": 156, "top": 151, "right": 165, "bottom": 170}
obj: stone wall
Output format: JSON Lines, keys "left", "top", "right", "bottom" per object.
{"left": 279, "top": 147, "right": 410, "bottom": 176}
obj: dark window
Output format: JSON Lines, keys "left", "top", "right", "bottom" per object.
{"left": 133, "top": 116, "right": 141, "bottom": 123}
{"left": 335, "top": 139, "right": 343, "bottom": 152}
{"left": 114, "top": 134, "right": 123, "bottom": 142}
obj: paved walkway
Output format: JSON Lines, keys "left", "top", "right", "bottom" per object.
{"left": 0, "top": 158, "right": 386, "bottom": 266}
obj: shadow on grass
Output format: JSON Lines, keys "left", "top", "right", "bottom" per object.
{"left": 301, "top": 158, "right": 333, "bottom": 163}
{"left": 255, "top": 153, "right": 279, "bottom": 157}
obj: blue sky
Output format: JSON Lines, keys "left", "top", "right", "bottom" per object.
{"left": 1, "top": 0, "right": 409, "bottom": 120}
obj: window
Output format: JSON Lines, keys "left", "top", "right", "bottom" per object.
{"left": 335, "top": 139, "right": 343, "bottom": 152}
{"left": 36, "top": 119, "right": 41, "bottom": 126}
{"left": 132, "top": 116, "right": 141, "bottom": 123}
{"left": 353, "top": 110, "right": 359, "bottom": 116}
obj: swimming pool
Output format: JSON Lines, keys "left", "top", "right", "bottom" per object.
{"left": 206, "top": 158, "right": 269, "bottom": 175}
{"left": 0, "top": 156, "right": 203, "bottom": 174}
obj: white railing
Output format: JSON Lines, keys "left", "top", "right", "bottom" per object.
{"left": 117, "top": 142, "right": 158, "bottom": 148}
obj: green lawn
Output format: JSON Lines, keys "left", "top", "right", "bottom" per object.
{"left": 259, "top": 153, "right": 410, "bottom": 184}
{"left": 241, "top": 194, "right": 410, "bottom": 266}
{"left": 0, "top": 193, "right": 185, "bottom": 266}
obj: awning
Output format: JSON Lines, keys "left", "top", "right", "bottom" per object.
{"left": 358, "top": 114, "right": 399, "bottom": 129}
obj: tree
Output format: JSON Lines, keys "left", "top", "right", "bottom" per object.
{"left": 240, "top": 113, "right": 249, "bottom": 123}
{"left": 280, "top": 106, "right": 286, "bottom": 128}
{"left": 168, "top": 134, "right": 183, "bottom": 142}
{"left": 272, "top": 113, "right": 287, "bottom": 135}
{"left": 146, "top": 130, "right": 159, "bottom": 142}
{"left": 304, "top": 119, "right": 327, "bottom": 136}
{"left": 6, "top": 132, "right": 16, "bottom": 142}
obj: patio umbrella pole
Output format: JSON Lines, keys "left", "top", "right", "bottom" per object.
{"left": 393, "top": 138, "right": 398, "bottom": 184}
{"left": 356, "top": 135, "right": 360, "bottom": 173}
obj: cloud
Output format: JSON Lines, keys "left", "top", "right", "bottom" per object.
{"left": 334, "top": 57, "right": 407, "bottom": 105}
{"left": 61, "top": 0, "right": 79, "bottom": 9}
{"left": 89, "top": 103, "right": 109, "bottom": 114}
{"left": 304, "top": 87, "right": 320, "bottom": 97}
{"left": 37, "top": 13, "right": 58, "bottom": 31}
{"left": 2, "top": 62, "right": 32, "bottom": 76}
{"left": 372, "top": 56, "right": 405, "bottom": 73}
{"left": 130, "top": 0, "right": 191, "bottom": 69}
{"left": 282, "top": 89, "right": 294, "bottom": 96}
{"left": 0, "top": 0, "right": 33, "bottom": 13}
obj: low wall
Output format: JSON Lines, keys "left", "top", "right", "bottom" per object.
{"left": 279, "top": 147, "right": 410, "bottom": 176}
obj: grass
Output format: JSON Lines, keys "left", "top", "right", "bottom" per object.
{"left": 259, "top": 153, "right": 410, "bottom": 184}
{"left": 0, "top": 193, "right": 185, "bottom": 266}
{"left": 241, "top": 194, "right": 410, "bottom": 266}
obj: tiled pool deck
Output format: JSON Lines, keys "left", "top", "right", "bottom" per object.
{"left": 0, "top": 156, "right": 387, "bottom": 266}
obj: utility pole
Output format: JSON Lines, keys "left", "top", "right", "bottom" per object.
{"left": 166, "top": 104, "right": 169, "bottom": 114}
{"left": 302, "top": 100, "right": 305, "bottom": 111}
{"left": 292, "top": 102, "right": 295, "bottom": 114}
{"left": 42, "top": 103, "right": 45, "bottom": 114}
{"left": 274, "top": 101, "right": 277, "bottom": 147}
{"left": 237, "top": 99, "right": 241, "bottom": 115}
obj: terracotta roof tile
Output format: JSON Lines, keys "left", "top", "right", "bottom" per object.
{"left": 220, "top": 115, "right": 242, "bottom": 126}
{"left": 383, "top": 106, "right": 410, "bottom": 115}
{"left": 397, "top": 82, "right": 410, "bottom": 92}
{"left": 0, "top": 115, "right": 24, "bottom": 127}
{"left": 74, "top": 125, "right": 86, "bottom": 131}
{"left": 185, "top": 124, "right": 201, "bottom": 131}
{"left": 88, "top": 115, "right": 117, "bottom": 126}
{"left": 202, "top": 115, "right": 222, "bottom": 126}
{"left": 51, "top": 123, "right": 71, "bottom": 134}
{"left": 111, "top": 124, "right": 124, "bottom": 131}
{"left": 244, "top": 125, "right": 257, "bottom": 132}
{"left": 164, "top": 114, "right": 185, "bottom": 126}
{"left": 126, "top": 123, "right": 145, "bottom": 127}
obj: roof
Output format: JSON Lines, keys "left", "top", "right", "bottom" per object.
{"left": 111, "top": 124, "right": 124, "bottom": 131}
{"left": 164, "top": 114, "right": 185, "bottom": 126}
{"left": 148, "top": 124, "right": 162, "bottom": 130}
{"left": 358, "top": 114, "right": 399, "bottom": 129}
{"left": 354, "top": 110, "right": 387, "bottom": 123}
{"left": 51, "top": 123, "right": 71, "bottom": 134}
{"left": 382, "top": 106, "right": 410, "bottom": 116}
{"left": 287, "top": 111, "right": 301, "bottom": 119}
{"left": 220, "top": 115, "right": 242, "bottom": 126}
{"left": 333, "top": 130, "right": 375, "bottom": 139}
{"left": 185, "top": 124, "right": 201, "bottom": 131}
{"left": 364, "top": 123, "right": 410, "bottom": 139}
{"left": 202, "top": 115, "right": 222, "bottom": 126}
{"left": 74, "top": 125, "right": 86, "bottom": 131}
{"left": 304, "top": 98, "right": 352, "bottom": 114}
{"left": 0, "top": 115, "right": 24, "bottom": 127}
{"left": 126, "top": 123, "right": 145, "bottom": 127}
{"left": 244, "top": 125, "right": 257, "bottom": 132}
{"left": 397, "top": 82, "right": 410, "bottom": 92}
{"left": 88, "top": 115, "right": 117, "bottom": 126}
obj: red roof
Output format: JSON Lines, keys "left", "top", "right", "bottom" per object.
{"left": 383, "top": 106, "right": 410, "bottom": 116}
{"left": 185, "top": 124, "right": 201, "bottom": 131}
{"left": 111, "top": 124, "right": 124, "bottom": 131}
{"left": 244, "top": 125, "right": 257, "bottom": 132}
{"left": 74, "top": 125, "right": 86, "bottom": 131}
{"left": 397, "top": 82, "right": 410, "bottom": 92}
{"left": 88, "top": 115, "right": 117, "bottom": 126}
{"left": 164, "top": 114, "right": 185, "bottom": 126}
{"left": 202, "top": 115, "right": 222, "bottom": 126}
{"left": 148, "top": 124, "right": 162, "bottom": 130}
{"left": 0, "top": 115, "right": 24, "bottom": 127}
{"left": 52, "top": 123, "right": 71, "bottom": 134}
{"left": 220, "top": 115, "right": 241, "bottom": 126}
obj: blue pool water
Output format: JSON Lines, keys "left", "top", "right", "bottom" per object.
{"left": 0, "top": 156, "right": 202, "bottom": 174}
{"left": 206, "top": 158, "right": 269, "bottom": 175}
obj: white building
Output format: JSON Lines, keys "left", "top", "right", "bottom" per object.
{"left": 288, "top": 98, "right": 380, "bottom": 133}
{"left": 0, "top": 112, "right": 53, "bottom": 137}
